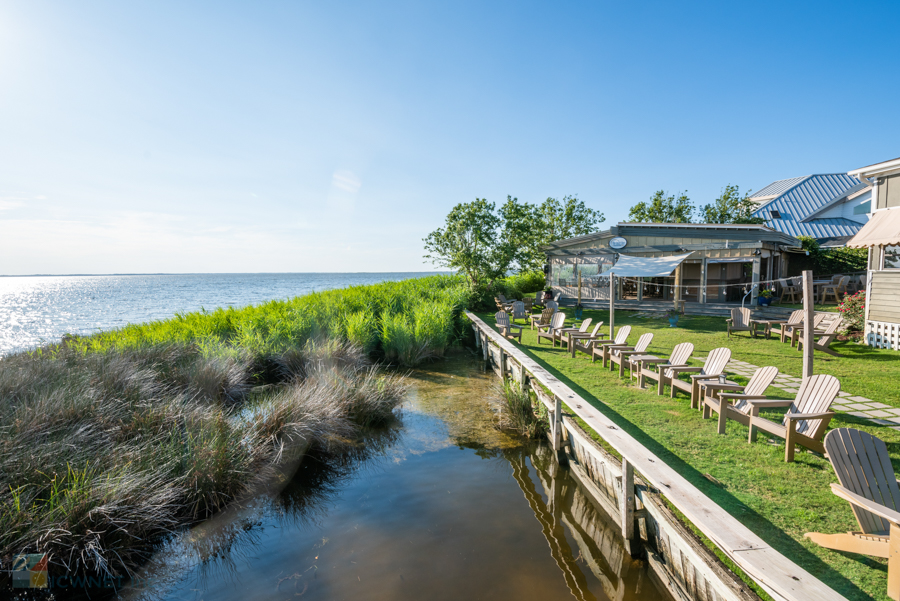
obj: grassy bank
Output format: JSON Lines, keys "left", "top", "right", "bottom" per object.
{"left": 477, "top": 308, "right": 900, "bottom": 600}
{"left": 0, "top": 275, "right": 471, "bottom": 587}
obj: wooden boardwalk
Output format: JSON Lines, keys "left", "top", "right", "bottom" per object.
{"left": 467, "top": 311, "right": 846, "bottom": 601}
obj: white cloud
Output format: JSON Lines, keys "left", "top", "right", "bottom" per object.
{"left": 331, "top": 170, "right": 361, "bottom": 193}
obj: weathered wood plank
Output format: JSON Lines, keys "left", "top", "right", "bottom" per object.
{"left": 467, "top": 311, "right": 845, "bottom": 601}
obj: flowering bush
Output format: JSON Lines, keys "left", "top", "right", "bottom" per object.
{"left": 838, "top": 291, "right": 865, "bottom": 333}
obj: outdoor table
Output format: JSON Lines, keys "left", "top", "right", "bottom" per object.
{"left": 698, "top": 378, "right": 745, "bottom": 434}
{"left": 750, "top": 318, "right": 788, "bottom": 339}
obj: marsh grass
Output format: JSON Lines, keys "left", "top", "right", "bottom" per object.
{"left": 492, "top": 378, "right": 548, "bottom": 439}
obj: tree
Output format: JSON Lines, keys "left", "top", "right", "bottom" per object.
{"left": 700, "top": 185, "right": 764, "bottom": 224}
{"left": 628, "top": 191, "right": 694, "bottom": 223}
{"left": 424, "top": 194, "right": 605, "bottom": 285}
{"left": 423, "top": 198, "right": 507, "bottom": 287}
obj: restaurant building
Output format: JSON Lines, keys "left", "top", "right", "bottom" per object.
{"left": 543, "top": 222, "right": 800, "bottom": 305}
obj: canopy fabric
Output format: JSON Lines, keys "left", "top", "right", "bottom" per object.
{"left": 607, "top": 253, "right": 693, "bottom": 277}
{"left": 707, "top": 257, "right": 752, "bottom": 264}
{"left": 846, "top": 209, "right": 900, "bottom": 248}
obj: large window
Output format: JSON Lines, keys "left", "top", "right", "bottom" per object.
{"left": 884, "top": 245, "right": 900, "bottom": 269}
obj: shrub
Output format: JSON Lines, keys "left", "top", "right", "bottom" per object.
{"left": 838, "top": 291, "right": 865, "bottom": 333}
{"left": 492, "top": 379, "right": 548, "bottom": 439}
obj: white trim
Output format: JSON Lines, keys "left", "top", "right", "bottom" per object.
{"left": 850, "top": 157, "right": 900, "bottom": 178}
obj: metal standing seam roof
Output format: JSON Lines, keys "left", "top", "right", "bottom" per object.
{"left": 751, "top": 173, "right": 868, "bottom": 240}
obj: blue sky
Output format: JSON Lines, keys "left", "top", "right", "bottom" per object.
{"left": 1, "top": 0, "right": 897, "bottom": 274}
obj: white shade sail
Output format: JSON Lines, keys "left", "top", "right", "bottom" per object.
{"left": 607, "top": 253, "right": 693, "bottom": 277}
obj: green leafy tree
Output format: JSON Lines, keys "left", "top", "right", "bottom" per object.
{"left": 700, "top": 185, "right": 764, "bottom": 224}
{"left": 793, "top": 236, "right": 867, "bottom": 275}
{"left": 628, "top": 190, "right": 694, "bottom": 223}
{"left": 423, "top": 198, "right": 507, "bottom": 288}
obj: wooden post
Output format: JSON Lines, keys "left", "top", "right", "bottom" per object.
{"left": 517, "top": 359, "right": 526, "bottom": 391}
{"left": 636, "top": 277, "right": 643, "bottom": 301}
{"left": 751, "top": 256, "right": 761, "bottom": 304}
{"left": 499, "top": 348, "right": 507, "bottom": 378}
{"left": 482, "top": 333, "right": 489, "bottom": 362}
{"left": 700, "top": 258, "right": 708, "bottom": 304}
{"left": 620, "top": 458, "right": 636, "bottom": 555}
{"left": 802, "top": 270, "right": 814, "bottom": 379}
{"left": 609, "top": 274, "right": 615, "bottom": 340}
{"left": 473, "top": 325, "right": 481, "bottom": 347}
{"left": 888, "top": 521, "right": 900, "bottom": 600}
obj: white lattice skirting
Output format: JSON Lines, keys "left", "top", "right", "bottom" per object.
{"left": 866, "top": 320, "right": 900, "bottom": 350}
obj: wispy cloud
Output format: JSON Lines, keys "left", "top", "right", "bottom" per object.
{"left": 331, "top": 170, "right": 361, "bottom": 193}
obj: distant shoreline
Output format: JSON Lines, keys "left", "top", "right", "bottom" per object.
{"left": 0, "top": 271, "right": 452, "bottom": 278}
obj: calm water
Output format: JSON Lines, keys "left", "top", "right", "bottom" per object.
{"left": 0, "top": 272, "right": 444, "bottom": 357}
{"left": 116, "top": 356, "right": 657, "bottom": 601}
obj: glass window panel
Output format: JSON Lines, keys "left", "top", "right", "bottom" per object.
{"left": 884, "top": 245, "right": 900, "bottom": 269}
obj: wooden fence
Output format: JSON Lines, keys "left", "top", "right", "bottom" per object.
{"left": 467, "top": 311, "right": 845, "bottom": 601}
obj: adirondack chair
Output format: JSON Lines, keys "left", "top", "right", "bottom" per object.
{"left": 788, "top": 312, "right": 827, "bottom": 347}
{"left": 557, "top": 318, "right": 593, "bottom": 350}
{"left": 633, "top": 342, "right": 694, "bottom": 393}
{"left": 494, "top": 311, "right": 523, "bottom": 343}
{"left": 821, "top": 276, "right": 850, "bottom": 304}
{"left": 797, "top": 316, "right": 844, "bottom": 357}
{"left": 545, "top": 300, "right": 558, "bottom": 313}
{"left": 552, "top": 291, "right": 562, "bottom": 302}
{"left": 530, "top": 307, "right": 554, "bottom": 330}
{"left": 587, "top": 325, "right": 631, "bottom": 365}
{"left": 570, "top": 322, "right": 607, "bottom": 358}
{"left": 666, "top": 347, "right": 732, "bottom": 408}
{"left": 726, "top": 307, "right": 753, "bottom": 337}
{"left": 497, "top": 293, "right": 515, "bottom": 311}
{"left": 608, "top": 332, "right": 654, "bottom": 378}
{"left": 522, "top": 297, "right": 533, "bottom": 312}
{"left": 805, "top": 428, "right": 900, "bottom": 601}
{"left": 743, "top": 373, "right": 841, "bottom": 462}
{"left": 769, "top": 310, "right": 804, "bottom": 343}
{"left": 510, "top": 301, "right": 527, "bottom": 324}
{"left": 536, "top": 312, "right": 566, "bottom": 345}
{"left": 700, "top": 366, "right": 779, "bottom": 434}
{"left": 778, "top": 278, "right": 800, "bottom": 303}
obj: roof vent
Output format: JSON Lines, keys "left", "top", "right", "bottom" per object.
{"left": 770, "top": 209, "right": 782, "bottom": 219}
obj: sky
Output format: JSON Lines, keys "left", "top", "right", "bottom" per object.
{"left": 1, "top": 0, "right": 898, "bottom": 275}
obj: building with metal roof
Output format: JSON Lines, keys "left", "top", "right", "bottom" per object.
{"left": 750, "top": 173, "right": 872, "bottom": 246}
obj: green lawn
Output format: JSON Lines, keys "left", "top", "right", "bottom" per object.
{"left": 476, "top": 308, "right": 900, "bottom": 601}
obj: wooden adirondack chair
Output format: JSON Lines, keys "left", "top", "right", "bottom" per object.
{"left": 666, "top": 347, "right": 732, "bottom": 408}
{"left": 494, "top": 311, "right": 523, "bottom": 343}
{"left": 805, "top": 428, "right": 900, "bottom": 601}
{"left": 510, "top": 301, "right": 527, "bottom": 324}
{"left": 778, "top": 278, "right": 800, "bottom": 303}
{"left": 789, "top": 312, "right": 826, "bottom": 347}
{"left": 770, "top": 310, "right": 804, "bottom": 343}
{"left": 633, "top": 342, "right": 694, "bottom": 392}
{"left": 558, "top": 318, "right": 593, "bottom": 349}
{"left": 821, "top": 276, "right": 850, "bottom": 304}
{"left": 522, "top": 297, "right": 533, "bottom": 312}
{"left": 587, "top": 325, "right": 631, "bottom": 365}
{"left": 797, "top": 316, "right": 844, "bottom": 357}
{"left": 744, "top": 373, "right": 841, "bottom": 462}
{"left": 700, "top": 366, "right": 779, "bottom": 434}
{"left": 726, "top": 307, "right": 752, "bottom": 337}
{"left": 530, "top": 307, "right": 554, "bottom": 330}
{"left": 609, "top": 332, "right": 654, "bottom": 378}
{"left": 536, "top": 312, "right": 566, "bottom": 345}
{"left": 570, "top": 322, "right": 607, "bottom": 357}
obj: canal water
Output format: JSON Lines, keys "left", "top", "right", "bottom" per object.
{"left": 120, "top": 354, "right": 659, "bottom": 601}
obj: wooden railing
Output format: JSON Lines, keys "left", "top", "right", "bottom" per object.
{"left": 467, "top": 311, "right": 845, "bottom": 601}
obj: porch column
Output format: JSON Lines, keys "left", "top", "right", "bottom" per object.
{"left": 765, "top": 251, "right": 773, "bottom": 285}
{"left": 700, "top": 258, "right": 708, "bottom": 304}
{"left": 637, "top": 277, "right": 643, "bottom": 301}
{"left": 751, "top": 256, "right": 761, "bottom": 304}
{"left": 673, "top": 264, "right": 683, "bottom": 310}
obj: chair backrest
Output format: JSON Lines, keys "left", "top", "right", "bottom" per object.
{"left": 511, "top": 301, "right": 526, "bottom": 319}
{"left": 535, "top": 291, "right": 543, "bottom": 302}
{"left": 813, "top": 312, "right": 827, "bottom": 328}
{"left": 614, "top": 325, "right": 632, "bottom": 345}
{"left": 730, "top": 307, "right": 751, "bottom": 328}
{"left": 537, "top": 307, "right": 553, "bottom": 326}
{"left": 553, "top": 291, "right": 562, "bottom": 302}
{"left": 550, "top": 312, "right": 566, "bottom": 330}
{"left": 634, "top": 332, "right": 653, "bottom": 352}
{"left": 668, "top": 342, "right": 694, "bottom": 365}
{"left": 495, "top": 311, "right": 510, "bottom": 328}
{"left": 785, "top": 373, "right": 840, "bottom": 437}
{"left": 821, "top": 315, "right": 843, "bottom": 336}
{"left": 545, "top": 301, "right": 558, "bottom": 312}
{"left": 838, "top": 276, "right": 850, "bottom": 290}
{"left": 860, "top": 274, "right": 867, "bottom": 288}
{"left": 498, "top": 293, "right": 508, "bottom": 302}
{"left": 577, "top": 318, "right": 592, "bottom": 333}
{"left": 778, "top": 278, "right": 792, "bottom": 289}
{"left": 786, "top": 309, "right": 804, "bottom": 325}
{"left": 703, "top": 347, "right": 732, "bottom": 376}
{"left": 825, "top": 428, "right": 900, "bottom": 535}
{"left": 831, "top": 275, "right": 842, "bottom": 284}
{"left": 523, "top": 297, "right": 533, "bottom": 310}
{"left": 588, "top": 322, "right": 604, "bottom": 338}
{"left": 731, "top": 366, "right": 779, "bottom": 416}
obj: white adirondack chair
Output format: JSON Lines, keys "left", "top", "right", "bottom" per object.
{"left": 510, "top": 301, "right": 527, "bottom": 324}
{"left": 494, "top": 311, "right": 522, "bottom": 343}
{"left": 536, "top": 312, "right": 566, "bottom": 345}
{"left": 557, "top": 318, "right": 592, "bottom": 349}
{"left": 665, "top": 347, "right": 732, "bottom": 408}
{"left": 744, "top": 373, "right": 841, "bottom": 462}
{"left": 570, "top": 322, "right": 607, "bottom": 358}
{"left": 588, "top": 325, "right": 632, "bottom": 365}
{"left": 701, "top": 366, "right": 779, "bottom": 434}
{"left": 726, "top": 307, "right": 752, "bottom": 337}
{"left": 797, "top": 316, "right": 844, "bottom": 357}
{"left": 770, "top": 310, "right": 804, "bottom": 343}
{"left": 805, "top": 428, "right": 900, "bottom": 601}
{"left": 609, "top": 332, "right": 654, "bottom": 378}
{"left": 633, "top": 342, "right": 694, "bottom": 392}
{"left": 530, "top": 307, "right": 554, "bottom": 330}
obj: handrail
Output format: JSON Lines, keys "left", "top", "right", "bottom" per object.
{"left": 466, "top": 311, "right": 845, "bottom": 601}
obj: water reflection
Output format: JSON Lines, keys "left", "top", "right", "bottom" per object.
{"left": 108, "top": 355, "right": 656, "bottom": 601}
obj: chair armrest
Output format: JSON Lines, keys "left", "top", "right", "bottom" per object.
{"left": 701, "top": 383, "right": 744, "bottom": 392}
{"left": 508, "top": 324, "right": 523, "bottom": 331}
{"left": 666, "top": 366, "right": 704, "bottom": 374}
{"left": 785, "top": 411, "right": 834, "bottom": 421}
{"left": 831, "top": 484, "right": 900, "bottom": 525}
{"left": 745, "top": 398, "right": 793, "bottom": 408}
{"left": 636, "top": 357, "right": 668, "bottom": 364}
{"left": 690, "top": 373, "right": 721, "bottom": 380}
{"left": 725, "top": 319, "right": 733, "bottom": 324}
{"left": 719, "top": 393, "right": 767, "bottom": 400}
